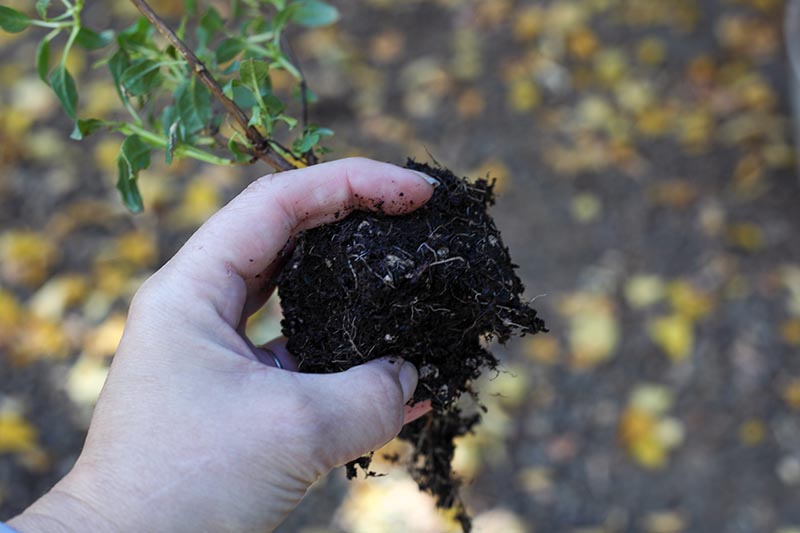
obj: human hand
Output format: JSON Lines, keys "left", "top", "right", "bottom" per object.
{"left": 9, "top": 158, "right": 437, "bottom": 532}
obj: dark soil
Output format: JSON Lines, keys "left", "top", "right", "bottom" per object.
{"left": 278, "top": 160, "right": 546, "bottom": 531}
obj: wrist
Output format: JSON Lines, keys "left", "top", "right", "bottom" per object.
{"left": 8, "top": 471, "right": 118, "bottom": 533}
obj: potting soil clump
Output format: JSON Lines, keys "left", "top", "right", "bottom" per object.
{"left": 278, "top": 160, "right": 546, "bottom": 531}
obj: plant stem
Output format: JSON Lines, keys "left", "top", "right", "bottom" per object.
{"left": 59, "top": 5, "right": 81, "bottom": 67}
{"left": 30, "top": 20, "right": 71, "bottom": 29}
{"left": 120, "top": 123, "right": 235, "bottom": 166}
{"left": 128, "top": 0, "right": 295, "bottom": 172}
{"left": 284, "top": 37, "right": 317, "bottom": 165}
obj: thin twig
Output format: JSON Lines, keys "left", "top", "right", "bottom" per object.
{"left": 284, "top": 35, "right": 317, "bottom": 165}
{"left": 129, "top": 0, "right": 295, "bottom": 172}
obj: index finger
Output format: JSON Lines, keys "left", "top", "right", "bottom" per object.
{"left": 164, "top": 158, "right": 438, "bottom": 326}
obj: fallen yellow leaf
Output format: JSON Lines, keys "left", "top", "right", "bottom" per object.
{"left": 667, "top": 281, "right": 714, "bottom": 320}
{"left": 560, "top": 293, "right": 619, "bottom": 369}
{"left": 84, "top": 313, "right": 127, "bottom": 359}
{"left": 648, "top": 314, "right": 693, "bottom": 362}
{"left": 507, "top": 79, "right": 540, "bottom": 113}
{"left": 738, "top": 419, "right": 766, "bottom": 447}
{"left": 0, "top": 411, "right": 38, "bottom": 454}
{"left": 624, "top": 275, "right": 665, "bottom": 309}
{"left": 0, "top": 230, "right": 58, "bottom": 288}
{"left": 523, "top": 334, "right": 561, "bottom": 365}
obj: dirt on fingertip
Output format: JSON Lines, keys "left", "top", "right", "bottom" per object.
{"left": 278, "top": 159, "right": 546, "bottom": 531}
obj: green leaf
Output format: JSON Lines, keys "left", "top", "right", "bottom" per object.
{"left": 273, "top": 5, "right": 295, "bottom": 34}
{"left": 0, "top": 5, "right": 31, "bottom": 33}
{"left": 120, "top": 59, "right": 163, "bottom": 97}
{"left": 117, "top": 17, "right": 152, "bottom": 48}
{"left": 36, "top": 39, "right": 50, "bottom": 83}
{"left": 108, "top": 49, "right": 130, "bottom": 101}
{"left": 175, "top": 78, "right": 211, "bottom": 134}
{"left": 216, "top": 37, "right": 245, "bottom": 63}
{"left": 166, "top": 119, "right": 179, "bottom": 165}
{"left": 290, "top": 0, "right": 339, "bottom": 27}
{"left": 248, "top": 105, "right": 263, "bottom": 128}
{"left": 161, "top": 105, "right": 181, "bottom": 163}
{"left": 49, "top": 65, "right": 78, "bottom": 119}
{"left": 70, "top": 118, "right": 107, "bottom": 140}
{"left": 276, "top": 114, "right": 298, "bottom": 129}
{"left": 295, "top": 132, "right": 319, "bottom": 153}
{"left": 262, "top": 93, "right": 285, "bottom": 115}
{"left": 35, "top": 0, "right": 50, "bottom": 18}
{"left": 228, "top": 136, "right": 252, "bottom": 162}
{"left": 293, "top": 125, "right": 333, "bottom": 154}
{"left": 222, "top": 79, "right": 234, "bottom": 99}
{"left": 116, "top": 135, "right": 150, "bottom": 213}
{"left": 230, "top": 84, "right": 257, "bottom": 110}
{"left": 230, "top": 0, "right": 244, "bottom": 19}
{"left": 197, "top": 7, "right": 223, "bottom": 48}
{"left": 75, "top": 28, "right": 114, "bottom": 49}
{"left": 239, "top": 58, "right": 269, "bottom": 88}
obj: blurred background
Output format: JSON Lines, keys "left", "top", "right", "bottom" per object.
{"left": 2, "top": 0, "right": 800, "bottom": 531}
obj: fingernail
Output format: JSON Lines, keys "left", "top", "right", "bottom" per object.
{"left": 398, "top": 362, "right": 418, "bottom": 403}
{"left": 410, "top": 170, "right": 440, "bottom": 188}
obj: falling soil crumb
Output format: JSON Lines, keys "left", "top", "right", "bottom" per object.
{"left": 278, "top": 160, "right": 546, "bottom": 531}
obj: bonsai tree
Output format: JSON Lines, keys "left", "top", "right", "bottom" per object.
{"left": 1, "top": 1, "right": 546, "bottom": 530}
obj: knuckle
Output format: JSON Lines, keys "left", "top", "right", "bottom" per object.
{"left": 342, "top": 156, "right": 371, "bottom": 167}
{"left": 279, "top": 385, "right": 326, "bottom": 442}
{"left": 355, "top": 366, "right": 405, "bottom": 438}
{"left": 128, "top": 274, "right": 162, "bottom": 317}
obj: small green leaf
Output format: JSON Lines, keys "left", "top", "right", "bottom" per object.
{"left": 116, "top": 135, "right": 150, "bottom": 213}
{"left": 35, "top": 0, "right": 50, "bottom": 18}
{"left": 117, "top": 17, "right": 152, "bottom": 47}
{"left": 0, "top": 5, "right": 31, "bottom": 33}
{"left": 175, "top": 78, "right": 211, "bottom": 134}
{"left": 239, "top": 58, "right": 269, "bottom": 87}
{"left": 290, "top": 0, "right": 339, "bottom": 27}
{"left": 222, "top": 79, "right": 234, "bottom": 99}
{"left": 166, "top": 120, "right": 179, "bottom": 165}
{"left": 161, "top": 105, "right": 183, "bottom": 161}
{"left": 262, "top": 93, "right": 285, "bottom": 115}
{"left": 108, "top": 49, "right": 131, "bottom": 102}
{"left": 228, "top": 136, "right": 252, "bottom": 163}
{"left": 121, "top": 59, "right": 163, "bottom": 97}
{"left": 276, "top": 115, "right": 298, "bottom": 129}
{"left": 248, "top": 105, "right": 263, "bottom": 127}
{"left": 75, "top": 28, "right": 114, "bottom": 49}
{"left": 273, "top": 5, "right": 295, "bottom": 33}
{"left": 36, "top": 39, "right": 50, "bottom": 83}
{"left": 197, "top": 7, "right": 223, "bottom": 48}
{"left": 216, "top": 37, "right": 245, "bottom": 63}
{"left": 49, "top": 65, "right": 78, "bottom": 119}
{"left": 70, "top": 118, "right": 107, "bottom": 140}
{"left": 295, "top": 132, "right": 319, "bottom": 153}
{"left": 230, "top": 84, "right": 257, "bottom": 110}
{"left": 293, "top": 125, "right": 333, "bottom": 155}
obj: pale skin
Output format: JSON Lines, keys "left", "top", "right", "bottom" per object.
{"left": 8, "top": 158, "right": 435, "bottom": 532}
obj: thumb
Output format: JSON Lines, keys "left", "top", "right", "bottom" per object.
{"left": 309, "top": 358, "right": 418, "bottom": 470}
